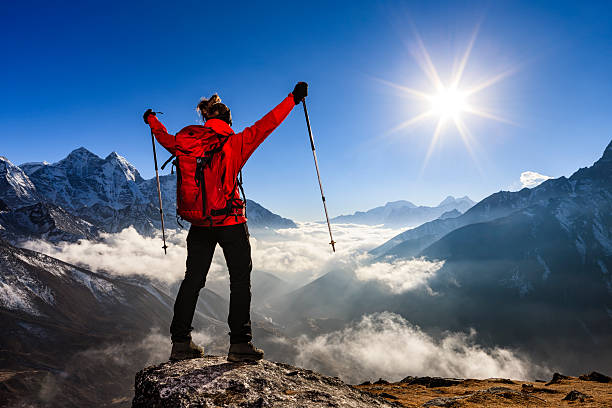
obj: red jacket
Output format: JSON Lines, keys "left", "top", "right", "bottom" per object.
{"left": 148, "top": 94, "right": 295, "bottom": 227}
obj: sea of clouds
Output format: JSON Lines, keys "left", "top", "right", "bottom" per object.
{"left": 22, "top": 223, "right": 541, "bottom": 381}
{"left": 294, "top": 312, "right": 542, "bottom": 383}
{"left": 22, "top": 222, "right": 435, "bottom": 293}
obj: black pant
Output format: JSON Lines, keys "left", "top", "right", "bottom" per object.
{"left": 170, "top": 222, "right": 252, "bottom": 344}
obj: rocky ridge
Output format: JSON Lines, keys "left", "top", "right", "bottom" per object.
{"left": 133, "top": 358, "right": 612, "bottom": 408}
{"left": 133, "top": 356, "right": 399, "bottom": 408}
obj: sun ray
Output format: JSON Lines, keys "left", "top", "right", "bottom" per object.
{"left": 371, "top": 76, "right": 431, "bottom": 100}
{"left": 420, "top": 118, "right": 446, "bottom": 174}
{"left": 410, "top": 27, "right": 445, "bottom": 91}
{"left": 464, "top": 106, "right": 518, "bottom": 126}
{"left": 453, "top": 116, "right": 484, "bottom": 175}
{"left": 388, "top": 110, "right": 435, "bottom": 134}
{"left": 451, "top": 21, "right": 481, "bottom": 88}
{"left": 376, "top": 20, "right": 516, "bottom": 172}
{"left": 464, "top": 67, "right": 518, "bottom": 96}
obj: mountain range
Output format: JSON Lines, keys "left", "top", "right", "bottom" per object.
{"left": 0, "top": 236, "right": 309, "bottom": 407}
{"left": 274, "top": 140, "right": 612, "bottom": 375}
{"left": 331, "top": 196, "right": 475, "bottom": 227}
{"left": 0, "top": 148, "right": 296, "bottom": 243}
{"left": 372, "top": 140, "right": 612, "bottom": 259}
{"left": 1, "top": 141, "right": 611, "bottom": 406}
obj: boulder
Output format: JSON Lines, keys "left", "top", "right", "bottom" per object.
{"left": 579, "top": 371, "right": 611, "bottom": 383}
{"left": 132, "top": 356, "right": 401, "bottom": 407}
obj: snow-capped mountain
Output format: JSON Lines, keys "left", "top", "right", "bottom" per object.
{"left": 0, "top": 156, "right": 39, "bottom": 209}
{"left": 0, "top": 238, "right": 231, "bottom": 407}
{"left": 372, "top": 140, "right": 612, "bottom": 258}
{"left": 0, "top": 148, "right": 296, "bottom": 242}
{"left": 244, "top": 199, "right": 297, "bottom": 229}
{"left": 0, "top": 201, "right": 99, "bottom": 242}
{"left": 275, "top": 140, "right": 612, "bottom": 377}
{"left": 0, "top": 238, "right": 296, "bottom": 407}
{"left": 332, "top": 196, "right": 474, "bottom": 227}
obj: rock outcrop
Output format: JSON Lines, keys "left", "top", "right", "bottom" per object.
{"left": 132, "top": 356, "right": 399, "bottom": 408}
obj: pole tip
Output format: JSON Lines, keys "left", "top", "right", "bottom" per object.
{"left": 330, "top": 240, "right": 336, "bottom": 252}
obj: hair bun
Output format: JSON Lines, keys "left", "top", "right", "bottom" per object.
{"left": 197, "top": 93, "right": 222, "bottom": 115}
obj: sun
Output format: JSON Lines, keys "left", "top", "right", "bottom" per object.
{"left": 376, "top": 24, "right": 517, "bottom": 171}
{"left": 428, "top": 87, "right": 469, "bottom": 120}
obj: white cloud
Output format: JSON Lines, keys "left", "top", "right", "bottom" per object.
{"left": 21, "top": 223, "right": 408, "bottom": 290}
{"left": 19, "top": 225, "right": 545, "bottom": 383}
{"left": 21, "top": 227, "right": 193, "bottom": 284}
{"left": 520, "top": 171, "right": 552, "bottom": 189}
{"left": 295, "top": 312, "right": 542, "bottom": 384}
{"left": 355, "top": 257, "right": 444, "bottom": 294}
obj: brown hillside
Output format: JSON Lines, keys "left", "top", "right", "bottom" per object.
{"left": 356, "top": 372, "right": 612, "bottom": 407}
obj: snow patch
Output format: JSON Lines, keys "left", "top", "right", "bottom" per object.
{"left": 69, "top": 269, "right": 124, "bottom": 303}
{"left": 0, "top": 281, "right": 40, "bottom": 315}
{"left": 13, "top": 252, "right": 66, "bottom": 277}
{"left": 575, "top": 235, "right": 586, "bottom": 263}
{"left": 593, "top": 217, "right": 612, "bottom": 255}
{"left": 520, "top": 171, "right": 552, "bottom": 189}
{"left": 554, "top": 205, "right": 573, "bottom": 232}
{"left": 138, "top": 282, "right": 171, "bottom": 309}
{"left": 598, "top": 260, "right": 609, "bottom": 275}
{"left": 504, "top": 267, "right": 533, "bottom": 296}
{"left": 536, "top": 254, "right": 551, "bottom": 281}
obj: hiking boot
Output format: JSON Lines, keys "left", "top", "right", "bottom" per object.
{"left": 227, "top": 342, "right": 264, "bottom": 362}
{"left": 169, "top": 340, "right": 204, "bottom": 361}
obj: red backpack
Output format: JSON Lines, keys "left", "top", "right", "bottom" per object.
{"left": 149, "top": 94, "right": 297, "bottom": 227}
{"left": 163, "top": 124, "right": 246, "bottom": 227}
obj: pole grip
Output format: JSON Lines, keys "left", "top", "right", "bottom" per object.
{"left": 302, "top": 101, "right": 316, "bottom": 151}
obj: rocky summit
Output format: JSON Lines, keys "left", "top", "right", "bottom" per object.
{"left": 132, "top": 356, "right": 399, "bottom": 408}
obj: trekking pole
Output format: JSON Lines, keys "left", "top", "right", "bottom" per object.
{"left": 302, "top": 100, "right": 336, "bottom": 252}
{"left": 150, "top": 129, "right": 168, "bottom": 254}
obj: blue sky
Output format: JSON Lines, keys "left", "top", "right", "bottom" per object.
{"left": 2, "top": 1, "right": 611, "bottom": 221}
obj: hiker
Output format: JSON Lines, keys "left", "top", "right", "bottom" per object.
{"left": 143, "top": 82, "right": 308, "bottom": 362}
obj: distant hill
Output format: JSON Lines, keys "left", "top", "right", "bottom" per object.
{"left": 372, "top": 140, "right": 612, "bottom": 258}
{"left": 332, "top": 196, "right": 474, "bottom": 228}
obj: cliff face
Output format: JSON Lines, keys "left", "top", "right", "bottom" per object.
{"left": 132, "top": 356, "right": 399, "bottom": 408}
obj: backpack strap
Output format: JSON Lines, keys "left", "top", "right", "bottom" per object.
{"left": 238, "top": 170, "right": 247, "bottom": 216}
{"left": 193, "top": 133, "right": 234, "bottom": 223}
{"left": 161, "top": 154, "right": 175, "bottom": 170}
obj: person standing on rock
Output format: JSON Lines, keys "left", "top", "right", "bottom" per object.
{"left": 143, "top": 82, "right": 308, "bottom": 362}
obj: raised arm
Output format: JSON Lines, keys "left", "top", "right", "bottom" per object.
{"left": 144, "top": 110, "right": 176, "bottom": 155}
{"left": 231, "top": 82, "right": 308, "bottom": 171}
{"left": 233, "top": 94, "right": 295, "bottom": 167}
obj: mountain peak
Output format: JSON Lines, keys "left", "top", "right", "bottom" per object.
{"left": 0, "top": 156, "right": 13, "bottom": 166}
{"left": 438, "top": 195, "right": 457, "bottom": 206}
{"left": 601, "top": 139, "right": 612, "bottom": 162}
{"left": 67, "top": 147, "right": 99, "bottom": 159}
{"left": 384, "top": 200, "right": 417, "bottom": 208}
{"left": 104, "top": 151, "right": 141, "bottom": 182}
{"left": 0, "top": 155, "right": 39, "bottom": 208}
